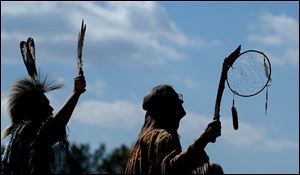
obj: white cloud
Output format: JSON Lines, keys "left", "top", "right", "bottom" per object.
{"left": 179, "top": 112, "right": 298, "bottom": 151}
{"left": 72, "top": 99, "right": 144, "bottom": 128}
{"left": 1, "top": 1, "right": 207, "bottom": 67}
{"left": 87, "top": 79, "right": 108, "bottom": 97}
{"left": 170, "top": 75, "right": 200, "bottom": 90}
{"left": 265, "top": 48, "right": 299, "bottom": 66}
{"left": 1, "top": 1, "right": 60, "bottom": 16}
{"left": 1, "top": 92, "right": 11, "bottom": 135}
{"left": 1, "top": 92, "right": 9, "bottom": 119}
{"left": 284, "top": 48, "right": 299, "bottom": 65}
{"left": 248, "top": 12, "right": 299, "bottom": 66}
{"left": 249, "top": 13, "right": 299, "bottom": 46}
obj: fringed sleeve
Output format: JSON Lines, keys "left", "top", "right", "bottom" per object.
{"left": 160, "top": 132, "right": 210, "bottom": 174}
{"left": 29, "top": 116, "right": 66, "bottom": 174}
{"left": 126, "top": 129, "right": 209, "bottom": 174}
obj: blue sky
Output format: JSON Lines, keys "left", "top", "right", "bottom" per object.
{"left": 1, "top": 1, "right": 299, "bottom": 173}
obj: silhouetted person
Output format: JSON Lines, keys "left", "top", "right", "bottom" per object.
{"left": 1, "top": 37, "right": 86, "bottom": 174}
{"left": 209, "top": 163, "right": 224, "bottom": 174}
{"left": 125, "top": 85, "right": 223, "bottom": 174}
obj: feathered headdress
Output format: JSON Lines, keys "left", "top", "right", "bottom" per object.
{"left": 2, "top": 37, "right": 63, "bottom": 139}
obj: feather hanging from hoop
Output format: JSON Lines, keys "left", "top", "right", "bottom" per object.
{"left": 226, "top": 49, "right": 272, "bottom": 130}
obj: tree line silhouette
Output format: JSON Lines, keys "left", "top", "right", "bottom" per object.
{"left": 1, "top": 142, "right": 129, "bottom": 174}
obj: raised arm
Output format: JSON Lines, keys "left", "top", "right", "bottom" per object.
{"left": 162, "top": 120, "right": 221, "bottom": 174}
{"left": 54, "top": 74, "right": 86, "bottom": 129}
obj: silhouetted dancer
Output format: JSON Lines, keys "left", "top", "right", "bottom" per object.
{"left": 125, "top": 85, "right": 223, "bottom": 174}
{"left": 1, "top": 37, "right": 86, "bottom": 174}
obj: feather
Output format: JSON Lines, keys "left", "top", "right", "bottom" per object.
{"left": 263, "top": 58, "right": 271, "bottom": 82}
{"left": 77, "top": 20, "right": 86, "bottom": 75}
{"left": 231, "top": 105, "right": 239, "bottom": 130}
{"left": 20, "top": 38, "right": 37, "bottom": 79}
{"left": 27, "top": 37, "right": 36, "bottom": 60}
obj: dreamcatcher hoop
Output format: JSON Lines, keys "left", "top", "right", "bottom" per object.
{"left": 212, "top": 45, "right": 272, "bottom": 133}
{"left": 226, "top": 50, "right": 272, "bottom": 97}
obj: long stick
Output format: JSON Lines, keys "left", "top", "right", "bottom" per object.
{"left": 212, "top": 45, "right": 241, "bottom": 141}
{"left": 213, "top": 62, "right": 228, "bottom": 121}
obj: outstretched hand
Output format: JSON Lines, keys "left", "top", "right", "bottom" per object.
{"left": 74, "top": 74, "right": 86, "bottom": 94}
{"left": 203, "top": 120, "right": 222, "bottom": 143}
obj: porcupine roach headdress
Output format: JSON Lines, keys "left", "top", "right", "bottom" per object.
{"left": 1, "top": 37, "right": 64, "bottom": 139}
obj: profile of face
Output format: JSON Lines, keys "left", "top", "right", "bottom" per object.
{"left": 35, "top": 93, "right": 54, "bottom": 118}
{"left": 165, "top": 92, "right": 186, "bottom": 130}
{"left": 23, "top": 92, "right": 54, "bottom": 121}
{"left": 143, "top": 85, "right": 186, "bottom": 130}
